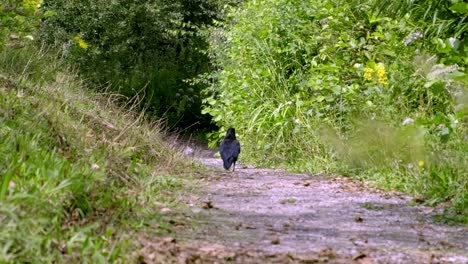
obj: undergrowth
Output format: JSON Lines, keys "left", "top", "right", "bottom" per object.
{"left": 203, "top": 0, "right": 467, "bottom": 224}
{"left": 0, "top": 46, "right": 197, "bottom": 262}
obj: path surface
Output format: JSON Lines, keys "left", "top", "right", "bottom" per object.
{"left": 139, "top": 146, "right": 468, "bottom": 264}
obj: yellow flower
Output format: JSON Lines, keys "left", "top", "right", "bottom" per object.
{"left": 363, "top": 67, "right": 374, "bottom": 81}
{"left": 418, "top": 160, "right": 425, "bottom": 167}
{"left": 73, "top": 36, "right": 89, "bottom": 49}
{"left": 22, "top": 0, "right": 42, "bottom": 13}
{"left": 376, "top": 63, "right": 388, "bottom": 85}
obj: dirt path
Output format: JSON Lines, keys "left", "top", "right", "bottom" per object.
{"left": 139, "top": 147, "right": 468, "bottom": 264}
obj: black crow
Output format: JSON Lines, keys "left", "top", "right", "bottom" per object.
{"left": 219, "top": 128, "right": 241, "bottom": 171}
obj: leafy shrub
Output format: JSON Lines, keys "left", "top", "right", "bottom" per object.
{"left": 0, "top": 0, "right": 48, "bottom": 50}
{"left": 39, "top": 0, "right": 226, "bottom": 128}
{"left": 203, "top": 0, "right": 467, "bottom": 220}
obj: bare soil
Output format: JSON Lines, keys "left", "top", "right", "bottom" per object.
{"left": 138, "top": 146, "right": 468, "bottom": 264}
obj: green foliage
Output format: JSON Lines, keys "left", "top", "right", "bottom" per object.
{"left": 38, "top": 0, "right": 231, "bottom": 128}
{"left": 0, "top": 46, "right": 194, "bottom": 262}
{"left": 0, "top": 0, "right": 46, "bottom": 50}
{"left": 374, "top": 0, "right": 468, "bottom": 73}
{"left": 374, "top": 0, "right": 467, "bottom": 39}
{"left": 203, "top": 0, "right": 467, "bottom": 221}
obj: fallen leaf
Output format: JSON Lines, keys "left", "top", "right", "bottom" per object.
{"left": 413, "top": 196, "right": 425, "bottom": 204}
{"left": 160, "top": 208, "right": 172, "bottom": 215}
{"left": 169, "top": 219, "right": 185, "bottom": 227}
{"left": 162, "top": 237, "right": 176, "bottom": 243}
{"left": 354, "top": 216, "right": 363, "bottom": 222}
{"left": 280, "top": 198, "right": 297, "bottom": 205}
{"left": 202, "top": 200, "right": 214, "bottom": 209}
{"left": 271, "top": 236, "right": 280, "bottom": 245}
{"left": 353, "top": 253, "right": 367, "bottom": 260}
{"left": 104, "top": 122, "right": 116, "bottom": 129}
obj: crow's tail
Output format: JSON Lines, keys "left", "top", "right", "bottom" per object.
{"left": 223, "top": 157, "right": 234, "bottom": 170}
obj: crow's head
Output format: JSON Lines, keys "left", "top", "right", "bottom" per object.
{"left": 225, "top": 127, "right": 236, "bottom": 139}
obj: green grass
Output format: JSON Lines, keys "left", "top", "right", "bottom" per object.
{"left": 311, "top": 121, "right": 467, "bottom": 224}
{"left": 0, "top": 46, "right": 198, "bottom": 262}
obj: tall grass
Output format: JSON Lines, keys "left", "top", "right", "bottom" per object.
{"left": 373, "top": 0, "right": 467, "bottom": 39}
{"left": 0, "top": 45, "right": 196, "bottom": 262}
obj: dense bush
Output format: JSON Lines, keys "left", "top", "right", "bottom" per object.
{"left": 39, "top": 0, "right": 227, "bottom": 128}
{"left": 203, "top": 0, "right": 467, "bottom": 221}
{"left": 1, "top": 0, "right": 46, "bottom": 50}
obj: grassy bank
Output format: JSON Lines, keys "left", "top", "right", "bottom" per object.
{"left": 0, "top": 46, "right": 197, "bottom": 262}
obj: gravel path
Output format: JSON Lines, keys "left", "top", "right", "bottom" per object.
{"left": 139, "top": 146, "right": 468, "bottom": 263}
